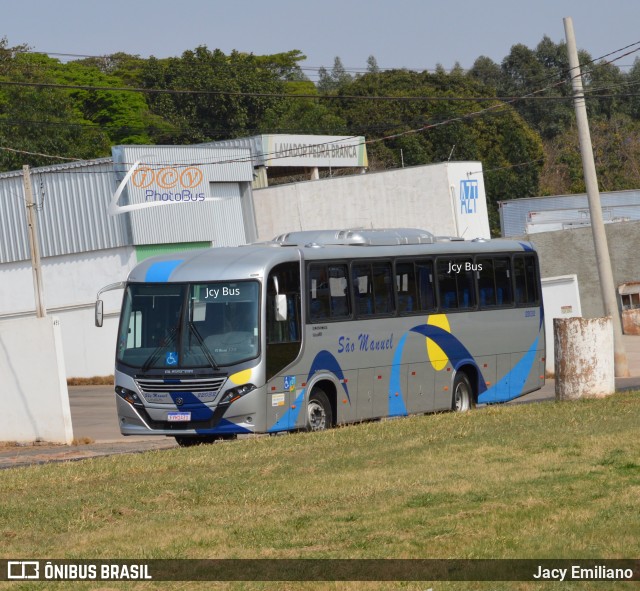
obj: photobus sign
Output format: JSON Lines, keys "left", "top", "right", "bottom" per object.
{"left": 261, "top": 135, "right": 368, "bottom": 168}
{"left": 109, "top": 145, "right": 254, "bottom": 215}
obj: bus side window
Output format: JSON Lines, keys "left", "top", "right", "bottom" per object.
{"left": 524, "top": 256, "right": 539, "bottom": 303}
{"left": 513, "top": 256, "right": 538, "bottom": 305}
{"left": 457, "top": 259, "right": 476, "bottom": 309}
{"left": 477, "top": 258, "right": 496, "bottom": 307}
{"left": 308, "top": 265, "right": 330, "bottom": 321}
{"left": 437, "top": 258, "right": 475, "bottom": 311}
{"left": 416, "top": 261, "right": 435, "bottom": 311}
{"left": 352, "top": 264, "right": 374, "bottom": 317}
{"left": 372, "top": 262, "right": 394, "bottom": 315}
{"left": 396, "top": 261, "right": 417, "bottom": 314}
{"left": 328, "top": 264, "right": 350, "bottom": 319}
{"left": 493, "top": 257, "right": 513, "bottom": 305}
{"left": 437, "top": 260, "right": 458, "bottom": 310}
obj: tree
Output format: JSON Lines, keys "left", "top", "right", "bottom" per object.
{"left": 260, "top": 78, "right": 346, "bottom": 134}
{"left": 317, "top": 57, "right": 353, "bottom": 94}
{"left": 366, "top": 55, "right": 380, "bottom": 74}
{"left": 468, "top": 56, "right": 503, "bottom": 91}
{"left": 622, "top": 58, "right": 640, "bottom": 120}
{"left": 52, "top": 60, "right": 172, "bottom": 145}
{"left": 498, "top": 38, "right": 574, "bottom": 139}
{"left": 539, "top": 114, "right": 640, "bottom": 195}
{"left": 140, "top": 46, "right": 303, "bottom": 143}
{"left": 329, "top": 68, "right": 544, "bottom": 233}
{"left": 0, "top": 39, "right": 111, "bottom": 171}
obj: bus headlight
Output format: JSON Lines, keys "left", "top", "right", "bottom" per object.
{"left": 115, "top": 386, "right": 141, "bottom": 406}
{"left": 220, "top": 384, "right": 256, "bottom": 405}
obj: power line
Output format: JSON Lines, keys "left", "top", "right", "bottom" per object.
{"left": 0, "top": 145, "right": 79, "bottom": 161}
{"left": 3, "top": 41, "right": 640, "bottom": 170}
{"left": 1, "top": 40, "right": 638, "bottom": 106}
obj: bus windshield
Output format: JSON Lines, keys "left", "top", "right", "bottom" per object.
{"left": 116, "top": 281, "right": 260, "bottom": 370}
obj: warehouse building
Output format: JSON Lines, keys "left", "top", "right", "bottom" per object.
{"left": 0, "top": 145, "right": 255, "bottom": 377}
{"left": 499, "top": 189, "right": 640, "bottom": 236}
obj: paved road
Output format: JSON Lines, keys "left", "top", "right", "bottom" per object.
{"left": 3, "top": 334, "right": 640, "bottom": 468}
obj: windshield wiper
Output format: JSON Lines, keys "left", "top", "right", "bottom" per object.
{"left": 140, "top": 325, "right": 179, "bottom": 373}
{"left": 187, "top": 321, "right": 220, "bottom": 371}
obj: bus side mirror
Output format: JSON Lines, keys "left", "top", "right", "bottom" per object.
{"left": 95, "top": 300, "right": 104, "bottom": 327}
{"left": 275, "top": 294, "right": 288, "bottom": 321}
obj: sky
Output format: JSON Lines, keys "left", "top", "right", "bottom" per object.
{"left": 3, "top": 0, "right": 640, "bottom": 77}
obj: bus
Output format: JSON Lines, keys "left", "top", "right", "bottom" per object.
{"left": 95, "top": 228, "right": 545, "bottom": 446}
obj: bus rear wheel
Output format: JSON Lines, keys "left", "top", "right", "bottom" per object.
{"left": 306, "top": 389, "right": 333, "bottom": 431}
{"left": 452, "top": 372, "right": 474, "bottom": 412}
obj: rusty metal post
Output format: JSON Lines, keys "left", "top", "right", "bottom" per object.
{"left": 554, "top": 317, "right": 615, "bottom": 400}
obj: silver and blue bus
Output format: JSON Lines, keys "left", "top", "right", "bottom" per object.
{"left": 96, "top": 228, "right": 545, "bottom": 446}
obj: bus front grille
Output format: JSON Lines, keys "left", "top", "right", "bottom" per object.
{"left": 135, "top": 377, "right": 227, "bottom": 395}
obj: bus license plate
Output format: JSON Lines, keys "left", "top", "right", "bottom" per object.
{"left": 167, "top": 412, "right": 191, "bottom": 422}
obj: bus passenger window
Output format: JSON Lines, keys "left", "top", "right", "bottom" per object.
{"left": 437, "top": 258, "right": 475, "bottom": 310}
{"left": 328, "top": 264, "right": 350, "bottom": 319}
{"left": 477, "top": 258, "right": 496, "bottom": 307}
{"left": 416, "top": 261, "right": 435, "bottom": 311}
{"left": 458, "top": 260, "right": 476, "bottom": 309}
{"left": 309, "top": 264, "right": 350, "bottom": 321}
{"left": 437, "top": 260, "right": 458, "bottom": 310}
{"left": 372, "top": 263, "right": 394, "bottom": 315}
{"left": 396, "top": 262, "right": 417, "bottom": 313}
{"left": 308, "top": 265, "right": 330, "bottom": 321}
{"left": 493, "top": 258, "right": 513, "bottom": 305}
{"left": 513, "top": 256, "right": 538, "bottom": 305}
{"left": 352, "top": 264, "right": 373, "bottom": 317}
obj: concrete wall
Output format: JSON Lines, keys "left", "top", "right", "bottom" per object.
{"left": 0, "top": 246, "right": 136, "bottom": 377}
{"left": 518, "top": 220, "right": 640, "bottom": 318}
{"left": 0, "top": 316, "right": 73, "bottom": 443}
{"left": 254, "top": 162, "right": 490, "bottom": 241}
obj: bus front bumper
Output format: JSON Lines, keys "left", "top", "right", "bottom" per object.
{"left": 116, "top": 394, "right": 257, "bottom": 437}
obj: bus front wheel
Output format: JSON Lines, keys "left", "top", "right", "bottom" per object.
{"left": 452, "top": 372, "right": 474, "bottom": 412}
{"left": 306, "top": 389, "right": 333, "bottom": 431}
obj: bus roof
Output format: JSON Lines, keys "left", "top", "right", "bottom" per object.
{"left": 128, "top": 229, "right": 536, "bottom": 283}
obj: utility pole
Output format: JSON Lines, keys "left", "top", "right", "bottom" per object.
{"left": 563, "top": 17, "right": 629, "bottom": 376}
{"left": 22, "top": 165, "right": 46, "bottom": 318}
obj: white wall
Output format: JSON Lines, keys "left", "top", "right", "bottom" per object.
{"left": 446, "top": 162, "right": 491, "bottom": 239}
{"left": 0, "top": 246, "right": 136, "bottom": 377}
{"left": 254, "top": 162, "right": 490, "bottom": 241}
{"left": 541, "top": 274, "right": 583, "bottom": 376}
{"left": 0, "top": 316, "right": 73, "bottom": 443}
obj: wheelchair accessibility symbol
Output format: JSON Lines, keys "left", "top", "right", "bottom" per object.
{"left": 166, "top": 352, "right": 178, "bottom": 366}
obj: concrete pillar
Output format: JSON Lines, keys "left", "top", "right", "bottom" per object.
{"left": 554, "top": 317, "right": 615, "bottom": 400}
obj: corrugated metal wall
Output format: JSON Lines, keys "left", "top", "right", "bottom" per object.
{"left": 499, "top": 190, "right": 640, "bottom": 236}
{"left": 199, "top": 136, "right": 264, "bottom": 166}
{"left": 0, "top": 159, "right": 129, "bottom": 264}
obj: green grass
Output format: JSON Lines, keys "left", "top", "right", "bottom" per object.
{"left": 1, "top": 392, "right": 639, "bottom": 591}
